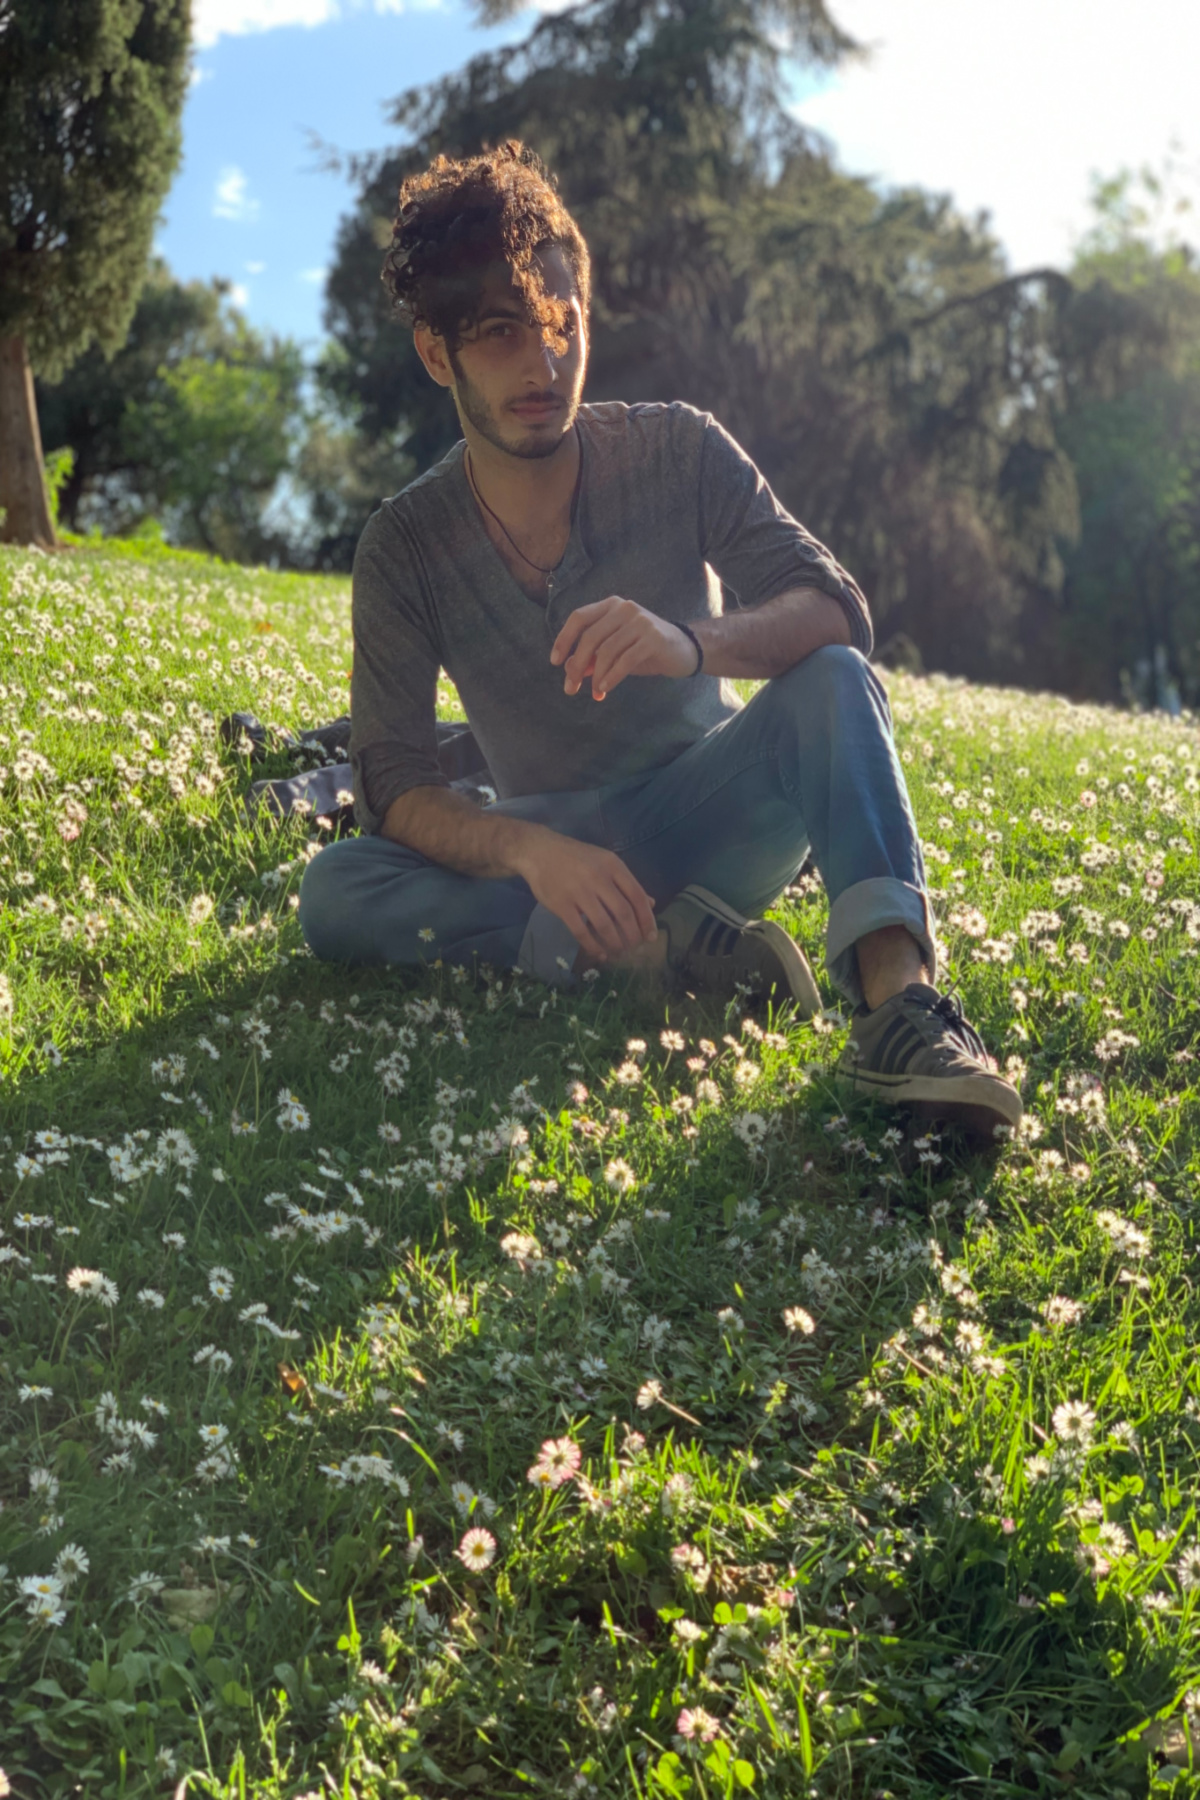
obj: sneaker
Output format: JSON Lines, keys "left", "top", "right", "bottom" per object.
{"left": 835, "top": 982, "right": 1022, "bottom": 1139}
{"left": 656, "top": 885, "right": 821, "bottom": 1016}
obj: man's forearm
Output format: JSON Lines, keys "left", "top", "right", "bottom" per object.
{"left": 381, "top": 785, "right": 553, "bottom": 881}
{"left": 692, "top": 586, "right": 852, "bottom": 680}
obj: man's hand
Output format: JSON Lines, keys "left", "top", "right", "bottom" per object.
{"left": 382, "top": 789, "right": 656, "bottom": 964}
{"left": 550, "top": 596, "right": 699, "bottom": 700}
{"left": 516, "top": 830, "right": 657, "bottom": 963}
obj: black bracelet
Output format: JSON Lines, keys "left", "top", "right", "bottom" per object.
{"left": 676, "top": 621, "right": 705, "bottom": 676}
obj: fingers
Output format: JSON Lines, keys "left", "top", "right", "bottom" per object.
{"left": 565, "top": 907, "right": 609, "bottom": 964}
{"left": 538, "top": 845, "right": 658, "bottom": 963}
{"left": 555, "top": 599, "right": 690, "bottom": 698}
{"left": 612, "top": 863, "right": 658, "bottom": 941}
{"left": 590, "top": 637, "right": 645, "bottom": 700}
{"left": 573, "top": 895, "right": 626, "bottom": 961}
{"left": 587, "top": 859, "right": 657, "bottom": 954}
{"left": 550, "top": 598, "right": 616, "bottom": 669}
{"left": 562, "top": 612, "right": 628, "bottom": 696}
{"left": 595, "top": 879, "right": 646, "bottom": 954}
{"left": 589, "top": 625, "right": 644, "bottom": 697}
{"left": 567, "top": 876, "right": 653, "bottom": 961}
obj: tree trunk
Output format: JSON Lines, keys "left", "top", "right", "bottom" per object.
{"left": 0, "top": 335, "right": 57, "bottom": 548}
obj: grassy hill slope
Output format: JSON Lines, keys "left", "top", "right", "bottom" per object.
{"left": 2, "top": 543, "right": 1199, "bottom": 1799}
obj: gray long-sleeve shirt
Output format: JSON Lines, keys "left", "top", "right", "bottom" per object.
{"left": 349, "top": 399, "right": 873, "bottom": 835}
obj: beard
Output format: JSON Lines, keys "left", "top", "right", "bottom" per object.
{"left": 448, "top": 350, "right": 581, "bottom": 461}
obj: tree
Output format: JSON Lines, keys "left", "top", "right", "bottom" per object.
{"left": 37, "top": 253, "right": 408, "bottom": 569}
{"left": 35, "top": 257, "right": 247, "bottom": 534}
{"left": 1031, "top": 168, "right": 1200, "bottom": 705}
{"left": 117, "top": 319, "right": 308, "bottom": 562}
{"left": 37, "top": 256, "right": 321, "bottom": 563}
{"left": 318, "top": 0, "right": 858, "bottom": 466}
{"left": 1055, "top": 372, "right": 1200, "bottom": 705}
{"left": 318, "top": 0, "right": 1079, "bottom": 682}
{"left": 288, "top": 389, "right": 415, "bottom": 571}
{"left": 0, "top": 0, "right": 189, "bottom": 547}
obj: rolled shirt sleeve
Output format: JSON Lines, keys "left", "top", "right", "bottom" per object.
{"left": 349, "top": 509, "right": 450, "bottom": 836}
{"left": 697, "top": 414, "right": 874, "bottom": 656}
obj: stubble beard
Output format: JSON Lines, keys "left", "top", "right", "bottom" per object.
{"left": 449, "top": 352, "right": 581, "bottom": 462}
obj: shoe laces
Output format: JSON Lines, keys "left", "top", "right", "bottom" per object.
{"left": 900, "top": 985, "right": 990, "bottom": 1062}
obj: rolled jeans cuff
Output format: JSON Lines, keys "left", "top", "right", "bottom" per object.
{"left": 825, "top": 877, "right": 938, "bottom": 1008}
{"left": 516, "top": 903, "right": 580, "bottom": 988}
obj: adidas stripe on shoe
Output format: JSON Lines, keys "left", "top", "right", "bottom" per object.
{"left": 656, "top": 885, "right": 821, "bottom": 1016}
{"left": 836, "top": 982, "right": 1022, "bottom": 1140}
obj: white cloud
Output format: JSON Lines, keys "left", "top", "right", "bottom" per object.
{"left": 212, "top": 165, "right": 260, "bottom": 222}
{"left": 228, "top": 282, "right": 250, "bottom": 307}
{"left": 246, "top": 260, "right": 267, "bottom": 274}
{"left": 794, "top": 0, "right": 1200, "bottom": 271}
{"left": 299, "top": 266, "right": 328, "bottom": 283}
{"left": 189, "top": 62, "right": 215, "bottom": 86}
{"left": 192, "top": 0, "right": 444, "bottom": 47}
{"left": 193, "top": 0, "right": 338, "bottom": 48}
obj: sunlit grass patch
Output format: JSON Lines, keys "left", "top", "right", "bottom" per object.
{"left": 2, "top": 542, "right": 1200, "bottom": 1798}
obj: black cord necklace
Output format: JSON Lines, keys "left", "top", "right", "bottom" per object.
{"left": 465, "top": 428, "right": 582, "bottom": 578}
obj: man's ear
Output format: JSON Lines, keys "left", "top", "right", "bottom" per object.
{"left": 413, "top": 325, "right": 455, "bottom": 391}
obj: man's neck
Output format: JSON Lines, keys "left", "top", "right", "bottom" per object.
{"left": 462, "top": 421, "right": 581, "bottom": 531}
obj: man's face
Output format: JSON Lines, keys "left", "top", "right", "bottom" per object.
{"left": 426, "top": 245, "right": 588, "bottom": 461}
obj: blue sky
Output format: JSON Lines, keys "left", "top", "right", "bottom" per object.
{"left": 155, "top": 0, "right": 538, "bottom": 349}
{"left": 157, "top": 0, "right": 1200, "bottom": 354}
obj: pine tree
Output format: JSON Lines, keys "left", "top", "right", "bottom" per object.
{"left": 316, "top": 0, "right": 1080, "bottom": 681}
{"left": 0, "top": 0, "right": 190, "bottom": 547}
{"left": 318, "top": 0, "right": 856, "bottom": 466}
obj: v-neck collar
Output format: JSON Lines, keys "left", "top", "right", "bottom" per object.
{"left": 456, "top": 419, "right": 593, "bottom": 617}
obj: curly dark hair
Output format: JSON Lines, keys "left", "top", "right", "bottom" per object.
{"left": 380, "top": 140, "right": 591, "bottom": 353}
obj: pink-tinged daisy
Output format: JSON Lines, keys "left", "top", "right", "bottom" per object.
{"left": 455, "top": 1528, "right": 497, "bottom": 1573}
{"left": 676, "top": 1706, "right": 721, "bottom": 1742}
{"left": 535, "top": 1437, "right": 582, "bottom": 1488}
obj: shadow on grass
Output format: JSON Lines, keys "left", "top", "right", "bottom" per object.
{"left": 6, "top": 854, "right": 1167, "bottom": 1796}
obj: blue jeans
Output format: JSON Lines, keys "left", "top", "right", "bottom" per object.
{"left": 298, "top": 645, "right": 935, "bottom": 1007}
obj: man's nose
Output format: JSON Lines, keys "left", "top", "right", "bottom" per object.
{"left": 526, "top": 331, "right": 569, "bottom": 383}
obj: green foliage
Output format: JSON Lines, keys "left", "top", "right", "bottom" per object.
{"left": 319, "top": 0, "right": 1079, "bottom": 666}
{"left": 2, "top": 539, "right": 1200, "bottom": 1795}
{"left": 1056, "top": 372, "right": 1200, "bottom": 707}
{"left": 116, "top": 326, "right": 307, "bottom": 562}
{"left": 16, "top": 0, "right": 1195, "bottom": 716}
{"left": 315, "top": 4, "right": 1200, "bottom": 700}
{"left": 35, "top": 260, "right": 260, "bottom": 536}
{"left": 36, "top": 257, "right": 402, "bottom": 570}
{"left": 42, "top": 447, "right": 75, "bottom": 534}
{"left": 0, "top": 0, "right": 191, "bottom": 383}
{"left": 289, "top": 397, "right": 415, "bottom": 572}
{"left": 1042, "top": 169, "right": 1200, "bottom": 709}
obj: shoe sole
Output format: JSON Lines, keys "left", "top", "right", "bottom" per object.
{"left": 677, "top": 886, "right": 822, "bottom": 1018}
{"left": 743, "top": 919, "right": 822, "bottom": 1016}
{"left": 835, "top": 1062, "right": 1023, "bottom": 1138}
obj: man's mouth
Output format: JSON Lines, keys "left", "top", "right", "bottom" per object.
{"left": 510, "top": 399, "right": 564, "bottom": 420}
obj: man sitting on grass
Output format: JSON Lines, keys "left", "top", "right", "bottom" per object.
{"left": 298, "top": 140, "right": 1022, "bottom": 1140}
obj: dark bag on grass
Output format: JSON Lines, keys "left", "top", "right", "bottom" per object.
{"left": 220, "top": 712, "right": 495, "bottom": 836}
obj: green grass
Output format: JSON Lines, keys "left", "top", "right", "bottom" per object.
{"left": 2, "top": 540, "right": 1200, "bottom": 1800}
